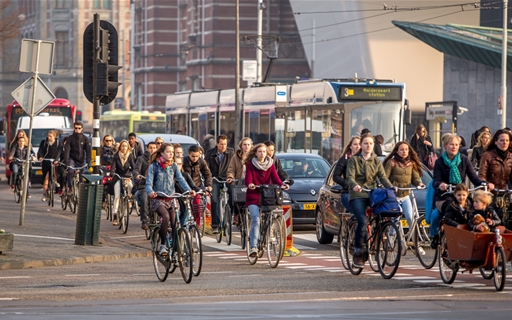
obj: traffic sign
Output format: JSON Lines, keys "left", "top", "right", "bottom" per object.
{"left": 11, "top": 75, "right": 56, "bottom": 116}
{"left": 19, "top": 39, "right": 54, "bottom": 75}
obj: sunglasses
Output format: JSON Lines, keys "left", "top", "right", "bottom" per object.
{"left": 74, "top": 127, "right": 82, "bottom": 130}
{"left": 105, "top": 139, "right": 113, "bottom": 142}
{"left": 156, "top": 142, "right": 163, "bottom": 144}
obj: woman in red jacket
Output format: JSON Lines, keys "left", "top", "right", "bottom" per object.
{"left": 245, "top": 143, "right": 289, "bottom": 257}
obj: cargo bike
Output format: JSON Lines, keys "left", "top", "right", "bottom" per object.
{"left": 438, "top": 224, "right": 512, "bottom": 291}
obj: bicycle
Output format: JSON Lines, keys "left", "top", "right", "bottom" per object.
{"left": 395, "top": 186, "right": 437, "bottom": 269}
{"left": 232, "top": 179, "right": 248, "bottom": 249}
{"left": 246, "top": 184, "right": 285, "bottom": 268}
{"left": 60, "top": 163, "right": 87, "bottom": 214}
{"left": 100, "top": 166, "right": 114, "bottom": 222}
{"left": 213, "top": 177, "right": 232, "bottom": 245}
{"left": 12, "top": 158, "right": 32, "bottom": 203}
{"left": 180, "top": 189, "right": 206, "bottom": 277}
{"left": 149, "top": 191, "right": 193, "bottom": 283}
{"left": 112, "top": 173, "right": 134, "bottom": 234}
{"left": 42, "top": 158, "right": 58, "bottom": 207}
{"left": 344, "top": 188, "right": 403, "bottom": 279}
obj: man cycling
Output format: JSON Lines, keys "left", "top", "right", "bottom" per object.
{"left": 128, "top": 132, "right": 144, "bottom": 158}
{"left": 64, "top": 122, "right": 90, "bottom": 194}
{"left": 133, "top": 141, "right": 158, "bottom": 230}
{"left": 205, "top": 135, "right": 234, "bottom": 234}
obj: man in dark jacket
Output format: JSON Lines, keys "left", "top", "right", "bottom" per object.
{"left": 133, "top": 141, "right": 157, "bottom": 229}
{"left": 128, "top": 132, "right": 144, "bottom": 158}
{"left": 205, "top": 135, "right": 235, "bottom": 234}
{"left": 64, "top": 122, "right": 90, "bottom": 192}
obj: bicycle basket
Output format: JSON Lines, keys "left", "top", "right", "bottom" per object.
{"left": 233, "top": 184, "right": 247, "bottom": 203}
{"left": 259, "top": 184, "right": 283, "bottom": 211}
{"left": 369, "top": 188, "right": 401, "bottom": 216}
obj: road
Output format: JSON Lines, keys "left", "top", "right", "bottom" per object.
{"left": 1, "top": 174, "right": 512, "bottom": 318}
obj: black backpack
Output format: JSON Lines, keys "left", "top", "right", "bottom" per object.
{"left": 259, "top": 184, "right": 283, "bottom": 212}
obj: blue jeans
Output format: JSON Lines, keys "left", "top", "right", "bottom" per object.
{"left": 11, "top": 163, "right": 20, "bottom": 186}
{"left": 430, "top": 209, "right": 440, "bottom": 237}
{"left": 349, "top": 198, "right": 370, "bottom": 250}
{"left": 341, "top": 193, "right": 351, "bottom": 212}
{"left": 399, "top": 196, "right": 413, "bottom": 228}
{"left": 248, "top": 204, "right": 261, "bottom": 249}
{"left": 135, "top": 189, "right": 149, "bottom": 223}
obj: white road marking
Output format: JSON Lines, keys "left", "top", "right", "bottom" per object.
{"left": 0, "top": 276, "right": 31, "bottom": 279}
{"left": 14, "top": 234, "right": 74, "bottom": 241}
{"left": 64, "top": 274, "right": 100, "bottom": 277}
{"left": 393, "top": 276, "right": 436, "bottom": 280}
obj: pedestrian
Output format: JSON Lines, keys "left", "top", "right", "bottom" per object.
{"left": 471, "top": 131, "right": 491, "bottom": 168}
{"left": 410, "top": 124, "right": 434, "bottom": 167}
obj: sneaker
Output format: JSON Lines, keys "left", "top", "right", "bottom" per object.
{"left": 28, "top": 182, "right": 31, "bottom": 188}
{"left": 158, "top": 244, "right": 168, "bottom": 256}
{"left": 352, "top": 252, "right": 364, "bottom": 268}
{"left": 430, "top": 235, "right": 439, "bottom": 249}
{"left": 113, "top": 214, "right": 118, "bottom": 226}
{"left": 418, "top": 247, "right": 426, "bottom": 256}
{"left": 250, "top": 247, "right": 258, "bottom": 257}
{"left": 212, "top": 227, "right": 220, "bottom": 234}
{"left": 41, "top": 195, "right": 47, "bottom": 202}
{"left": 141, "top": 221, "right": 148, "bottom": 230}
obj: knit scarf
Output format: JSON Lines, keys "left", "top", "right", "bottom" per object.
{"left": 496, "top": 148, "right": 509, "bottom": 160}
{"left": 158, "top": 156, "right": 173, "bottom": 171}
{"left": 393, "top": 154, "right": 409, "bottom": 164}
{"left": 442, "top": 152, "right": 462, "bottom": 184}
{"left": 252, "top": 156, "right": 273, "bottom": 171}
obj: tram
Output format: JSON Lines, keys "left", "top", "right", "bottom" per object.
{"left": 166, "top": 78, "right": 406, "bottom": 162}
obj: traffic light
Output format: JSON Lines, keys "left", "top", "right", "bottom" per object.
{"left": 83, "top": 17, "right": 122, "bottom": 105}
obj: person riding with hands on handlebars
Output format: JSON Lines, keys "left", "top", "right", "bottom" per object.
{"left": 146, "top": 143, "right": 196, "bottom": 256}
{"left": 64, "top": 121, "right": 90, "bottom": 195}
{"left": 37, "top": 130, "right": 61, "bottom": 202}
{"left": 133, "top": 141, "right": 158, "bottom": 230}
{"left": 245, "top": 143, "right": 290, "bottom": 258}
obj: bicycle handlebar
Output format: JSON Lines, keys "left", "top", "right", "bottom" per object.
{"left": 213, "top": 177, "right": 228, "bottom": 184}
{"left": 13, "top": 157, "right": 32, "bottom": 163}
{"left": 155, "top": 190, "right": 194, "bottom": 198}
{"left": 440, "top": 184, "right": 487, "bottom": 197}
{"left": 396, "top": 186, "right": 426, "bottom": 191}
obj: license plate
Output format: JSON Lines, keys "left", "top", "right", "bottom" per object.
{"left": 302, "top": 203, "right": 316, "bottom": 210}
{"left": 36, "top": 170, "right": 43, "bottom": 175}
{"left": 400, "top": 219, "right": 408, "bottom": 227}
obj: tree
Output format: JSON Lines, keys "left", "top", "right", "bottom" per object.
{"left": 0, "top": 0, "right": 23, "bottom": 51}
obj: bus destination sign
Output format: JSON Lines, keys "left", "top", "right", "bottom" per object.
{"left": 339, "top": 86, "right": 402, "bottom": 101}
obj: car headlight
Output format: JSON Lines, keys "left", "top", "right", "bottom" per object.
{"left": 282, "top": 191, "right": 292, "bottom": 204}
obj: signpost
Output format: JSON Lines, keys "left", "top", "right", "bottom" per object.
{"left": 11, "top": 39, "right": 56, "bottom": 226}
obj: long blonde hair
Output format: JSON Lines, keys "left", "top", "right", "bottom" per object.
{"left": 243, "top": 143, "right": 268, "bottom": 164}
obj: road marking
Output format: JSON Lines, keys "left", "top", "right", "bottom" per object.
{"left": 285, "top": 265, "right": 326, "bottom": 269}
{"left": 0, "top": 298, "right": 20, "bottom": 301}
{"left": 0, "top": 276, "right": 31, "bottom": 279}
{"left": 305, "top": 256, "right": 338, "bottom": 259}
{"left": 64, "top": 274, "right": 100, "bottom": 277}
{"left": 393, "top": 276, "right": 437, "bottom": 280}
{"left": 14, "top": 234, "right": 74, "bottom": 241}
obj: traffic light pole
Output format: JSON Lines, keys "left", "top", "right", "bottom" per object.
{"left": 91, "top": 13, "right": 101, "bottom": 175}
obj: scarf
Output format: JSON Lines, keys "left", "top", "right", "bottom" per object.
{"left": 393, "top": 154, "right": 409, "bottom": 164}
{"left": 158, "top": 156, "right": 173, "bottom": 171}
{"left": 252, "top": 156, "right": 273, "bottom": 171}
{"left": 119, "top": 150, "right": 130, "bottom": 166}
{"left": 442, "top": 152, "right": 462, "bottom": 184}
{"left": 496, "top": 148, "right": 509, "bottom": 160}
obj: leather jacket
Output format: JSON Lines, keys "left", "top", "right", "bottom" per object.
{"left": 478, "top": 149, "right": 512, "bottom": 190}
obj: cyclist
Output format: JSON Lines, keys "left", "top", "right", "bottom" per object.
{"left": 332, "top": 136, "right": 361, "bottom": 212}
{"left": 146, "top": 143, "right": 195, "bottom": 256}
{"left": 431, "top": 133, "right": 485, "bottom": 245}
{"left": 263, "top": 140, "right": 288, "bottom": 182}
{"left": 173, "top": 143, "right": 184, "bottom": 159}
{"left": 383, "top": 141, "right": 424, "bottom": 229}
{"left": 37, "top": 130, "right": 61, "bottom": 202}
{"left": 154, "top": 136, "right": 165, "bottom": 147}
{"left": 346, "top": 133, "right": 394, "bottom": 268}
{"left": 227, "top": 137, "right": 253, "bottom": 225}
{"left": 9, "top": 135, "right": 35, "bottom": 195}
{"left": 56, "top": 137, "right": 67, "bottom": 196}
{"left": 471, "top": 130, "right": 491, "bottom": 168}
{"left": 63, "top": 122, "right": 90, "bottom": 195}
{"left": 110, "top": 140, "right": 135, "bottom": 226}
{"left": 245, "top": 143, "right": 289, "bottom": 257}
{"left": 133, "top": 141, "right": 158, "bottom": 230}
{"left": 128, "top": 132, "right": 144, "bottom": 158}
{"left": 205, "top": 134, "right": 235, "bottom": 234}
{"left": 9, "top": 129, "right": 29, "bottom": 151}
{"left": 174, "top": 155, "right": 202, "bottom": 226}
{"left": 100, "top": 134, "right": 116, "bottom": 166}
{"left": 183, "top": 144, "right": 212, "bottom": 227}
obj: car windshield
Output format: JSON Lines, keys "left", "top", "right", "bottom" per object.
{"left": 279, "top": 157, "right": 331, "bottom": 179}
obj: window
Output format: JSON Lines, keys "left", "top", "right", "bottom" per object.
{"left": 55, "top": 31, "right": 68, "bottom": 66}
{"left": 93, "top": 0, "right": 111, "bottom": 9}
{"left": 55, "top": 0, "right": 70, "bottom": 8}
{"left": 93, "top": 0, "right": 101, "bottom": 9}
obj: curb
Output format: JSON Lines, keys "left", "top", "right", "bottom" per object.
{"left": 0, "top": 250, "right": 152, "bottom": 270}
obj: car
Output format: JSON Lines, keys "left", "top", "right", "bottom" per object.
{"left": 315, "top": 158, "right": 433, "bottom": 244}
{"left": 136, "top": 133, "right": 200, "bottom": 154}
{"left": 275, "top": 153, "right": 331, "bottom": 225}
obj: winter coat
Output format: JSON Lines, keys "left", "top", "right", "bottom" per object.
{"left": 332, "top": 155, "right": 350, "bottom": 192}
{"left": 132, "top": 151, "right": 151, "bottom": 191}
{"left": 205, "top": 146, "right": 235, "bottom": 180}
{"left": 64, "top": 132, "right": 90, "bottom": 164}
{"left": 410, "top": 134, "right": 433, "bottom": 166}
{"left": 182, "top": 156, "right": 212, "bottom": 188}
{"left": 100, "top": 145, "right": 116, "bottom": 166}
{"left": 37, "top": 139, "right": 61, "bottom": 161}
{"left": 478, "top": 149, "right": 512, "bottom": 190}
{"left": 468, "top": 208, "right": 501, "bottom": 232}
{"left": 444, "top": 200, "right": 472, "bottom": 228}
{"left": 384, "top": 158, "right": 422, "bottom": 198}
{"left": 346, "top": 153, "right": 393, "bottom": 201}
{"left": 227, "top": 149, "right": 245, "bottom": 180}
{"left": 130, "top": 140, "right": 144, "bottom": 158}
{"left": 244, "top": 160, "right": 283, "bottom": 207}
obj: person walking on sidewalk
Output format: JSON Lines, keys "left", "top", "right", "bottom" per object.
{"left": 133, "top": 141, "right": 157, "bottom": 230}
{"left": 110, "top": 140, "right": 135, "bottom": 226}
{"left": 205, "top": 134, "right": 235, "bottom": 234}
{"left": 37, "top": 130, "right": 61, "bottom": 202}
{"left": 64, "top": 122, "right": 90, "bottom": 194}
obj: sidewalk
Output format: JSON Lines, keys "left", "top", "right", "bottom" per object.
{"left": 0, "top": 169, "right": 152, "bottom": 270}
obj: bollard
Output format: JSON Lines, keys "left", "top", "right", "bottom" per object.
{"left": 75, "top": 175, "right": 103, "bottom": 245}
{"left": 282, "top": 205, "right": 300, "bottom": 257}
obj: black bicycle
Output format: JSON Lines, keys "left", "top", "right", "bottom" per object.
{"left": 42, "top": 158, "right": 57, "bottom": 207}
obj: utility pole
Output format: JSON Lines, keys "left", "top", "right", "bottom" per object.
{"left": 235, "top": 0, "right": 242, "bottom": 144}
{"left": 501, "top": 0, "right": 508, "bottom": 129}
{"left": 256, "top": 0, "right": 263, "bottom": 83}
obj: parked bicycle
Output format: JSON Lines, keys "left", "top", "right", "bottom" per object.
{"left": 149, "top": 191, "right": 193, "bottom": 284}
{"left": 213, "top": 177, "right": 232, "bottom": 245}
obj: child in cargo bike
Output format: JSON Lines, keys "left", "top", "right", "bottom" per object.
{"left": 443, "top": 184, "right": 473, "bottom": 230}
{"left": 467, "top": 190, "right": 501, "bottom": 233}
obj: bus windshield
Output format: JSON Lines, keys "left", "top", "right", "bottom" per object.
{"left": 133, "top": 121, "right": 166, "bottom": 133}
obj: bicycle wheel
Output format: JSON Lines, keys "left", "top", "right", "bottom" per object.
{"left": 215, "top": 202, "right": 223, "bottom": 243}
{"left": 189, "top": 224, "right": 203, "bottom": 276}
{"left": 200, "top": 201, "right": 206, "bottom": 237}
{"left": 267, "top": 217, "right": 283, "bottom": 268}
{"left": 278, "top": 214, "right": 286, "bottom": 261}
{"left": 494, "top": 247, "right": 506, "bottom": 291}
{"left": 239, "top": 207, "right": 247, "bottom": 250}
{"left": 61, "top": 186, "right": 68, "bottom": 211}
{"left": 376, "top": 221, "right": 401, "bottom": 279}
{"left": 414, "top": 216, "right": 437, "bottom": 269}
{"left": 14, "top": 177, "right": 21, "bottom": 203}
{"left": 346, "top": 222, "right": 363, "bottom": 275}
{"left": 71, "top": 183, "right": 78, "bottom": 214}
{"left": 224, "top": 204, "right": 232, "bottom": 246}
{"left": 178, "top": 228, "right": 193, "bottom": 284}
{"left": 246, "top": 215, "right": 258, "bottom": 265}
{"left": 151, "top": 227, "right": 170, "bottom": 282}
{"left": 70, "top": 193, "right": 77, "bottom": 214}
{"left": 108, "top": 194, "right": 114, "bottom": 221}
{"left": 121, "top": 197, "right": 130, "bottom": 234}
{"left": 367, "top": 238, "right": 379, "bottom": 273}
{"left": 438, "top": 233, "right": 458, "bottom": 284}
{"left": 339, "top": 222, "right": 349, "bottom": 270}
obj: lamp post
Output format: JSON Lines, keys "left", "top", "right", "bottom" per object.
{"left": 501, "top": 0, "right": 508, "bottom": 129}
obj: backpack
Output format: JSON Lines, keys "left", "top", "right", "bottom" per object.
{"left": 369, "top": 188, "right": 401, "bottom": 216}
{"left": 259, "top": 184, "right": 283, "bottom": 212}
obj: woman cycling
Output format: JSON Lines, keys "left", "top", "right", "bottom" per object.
{"left": 146, "top": 143, "right": 195, "bottom": 256}
{"left": 410, "top": 124, "right": 434, "bottom": 167}
{"left": 37, "top": 130, "right": 61, "bottom": 202}
{"left": 383, "top": 141, "right": 425, "bottom": 229}
{"left": 471, "top": 130, "right": 491, "bottom": 168}
{"left": 9, "top": 135, "right": 35, "bottom": 195}
{"left": 100, "top": 134, "right": 116, "bottom": 166}
{"left": 227, "top": 137, "right": 253, "bottom": 225}
{"left": 110, "top": 140, "right": 135, "bottom": 226}
{"left": 332, "top": 136, "right": 361, "bottom": 212}
{"left": 346, "top": 133, "right": 394, "bottom": 268}
{"left": 245, "top": 143, "right": 289, "bottom": 257}
{"left": 430, "top": 133, "right": 485, "bottom": 244}
{"left": 478, "top": 129, "right": 512, "bottom": 220}
{"left": 9, "top": 129, "right": 29, "bottom": 151}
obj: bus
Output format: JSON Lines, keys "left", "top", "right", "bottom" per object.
{"left": 100, "top": 110, "right": 167, "bottom": 142}
{"left": 4, "top": 98, "right": 77, "bottom": 180}
{"left": 166, "top": 78, "right": 406, "bottom": 163}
